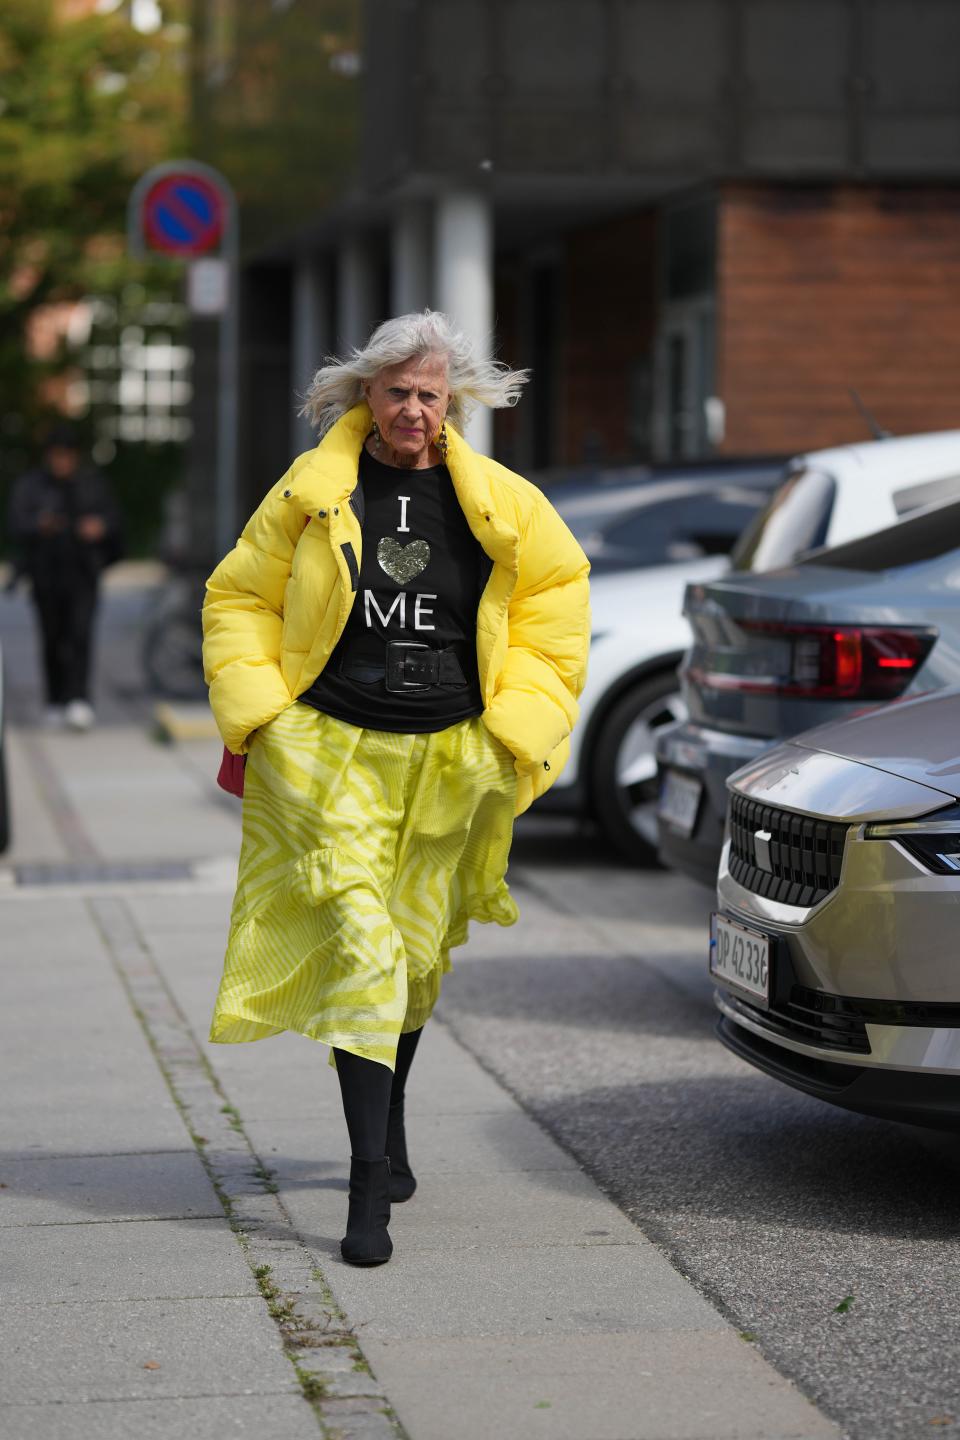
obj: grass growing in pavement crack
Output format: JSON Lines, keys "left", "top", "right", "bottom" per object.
{"left": 254, "top": 1268, "right": 298, "bottom": 1325}
{"left": 293, "top": 1365, "right": 329, "bottom": 1402}
{"left": 220, "top": 1103, "right": 244, "bottom": 1133}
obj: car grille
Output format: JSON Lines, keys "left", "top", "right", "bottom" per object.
{"left": 728, "top": 794, "right": 847, "bottom": 907}
{"left": 721, "top": 987, "right": 871, "bottom": 1055}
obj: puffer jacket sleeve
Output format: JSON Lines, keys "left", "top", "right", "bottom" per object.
{"left": 484, "top": 490, "right": 590, "bottom": 776}
{"left": 202, "top": 472, "right": 305, "bottom": 754}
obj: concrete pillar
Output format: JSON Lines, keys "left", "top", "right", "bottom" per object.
{"left": 290, "top": 254, "right": 329, "bottom": 454}
{"left": 391, "top": 200, "right": 432, "bottom": 315}
{"left": 435, "top": 191, "right": 493, "bottom": 454}
{"left": 337, "top": 234, "right": 377, "bottom": 353}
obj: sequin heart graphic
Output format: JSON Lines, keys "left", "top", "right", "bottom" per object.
{"left": 377, "top": 537, "right": 431, "bottom": 584}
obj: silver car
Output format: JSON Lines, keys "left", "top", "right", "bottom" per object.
{"left": 658, "top": 488, "right": 960, "bottom": 885}
{"left": 712, "top": 686, "right": 960, "bottom": 1127}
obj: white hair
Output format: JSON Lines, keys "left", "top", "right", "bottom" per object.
{"left": 299, "top": 309, "right": 529, "bottom": 438}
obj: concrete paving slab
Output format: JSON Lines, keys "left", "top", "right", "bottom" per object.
{"left": 0, "top": 1392, "right": 321, "bottom": 1440}
{"left": 248, "top": 1106, "right": 580, "bottom": 1191}
{"left": 362, "top": 1332, "right": 838, "bottom": 1440}
{"left": 324, "top": 1241, "right": 729, "bottom": 1341}
{"left": 0, "top": 1095, "right": 188, "bottom": 1160}
{"left": 273, "top": 1162, "right": 644, "bottom": 1260}
{"left": 0, "top": 896, "right": 113, "bottom": 967}
{"left": 1, "top": 1297, "right": 300, "bottom": 1405}
{"left": 405, "top": 1019, "right": 535, "bottom": 1115}
{"left": 39, "top": 729, "right": 239, "bottom": 861}
{"left": 130, "top": 891, "right": 233, "bottom": 932}
{"left": 191, "top": 1018, "right": 527, "bottom": 1127}
{"left": 0, "top": 1151, "right": 221, "bottom": 1227}
{"left": 4, "top": 1217, "right": 258, "bottom": 1303}
{"left": 2, "top": 730, "right": 71, "bottom": 865}
{"left": 376, "top": 1168, "right": 642, "bottom": 1252}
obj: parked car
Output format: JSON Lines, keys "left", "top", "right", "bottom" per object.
{"left": 656, "top": 430, "right": 960, "bottom": 884}
{"left": 540, "top": 464, "right": 784, "bottom": 860}
{"left": 546, "top": 458, "right": 784, "bottom": 573}
{"left": 711, "top": 685, "right": 960, "bottom": 1128}
{"left": 579, "top": 480, "right": 778, "bottom": 575}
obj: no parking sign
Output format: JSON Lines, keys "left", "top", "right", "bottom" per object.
{"left": 142, "top": 173, "right": 224, "bottom": 256}
{"left": 129, "top": 160, "right": 233, "bottom": 259}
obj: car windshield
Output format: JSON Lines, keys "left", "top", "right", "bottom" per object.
{"left": 730, "top": 467, "right": 836, "bottom": 572}
{"left": 590, "top": 489, "right": 767, "bottom": 566}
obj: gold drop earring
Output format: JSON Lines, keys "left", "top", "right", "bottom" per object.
{"left": 436, "top": 421, "right": 449, "bottom": 462}
{"left": 371, "top": 418, "right": 382, "bottom": 452}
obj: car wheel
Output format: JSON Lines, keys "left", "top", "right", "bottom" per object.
{"left": 143, "top": 614, "right": 205, "bottom": 699}
{"left": 590, "top": 672, "right": 687, "bottom": 864}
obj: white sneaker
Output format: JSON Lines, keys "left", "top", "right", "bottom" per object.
{"left": 65, "top": 699, "right": 95, "bottom": 731}
{"left": 44, "top": 705, "right": 65, "bottom": 728}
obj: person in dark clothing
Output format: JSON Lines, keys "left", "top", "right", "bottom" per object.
{"left": 7, "top": 424, "right": 122, "bottom": 729}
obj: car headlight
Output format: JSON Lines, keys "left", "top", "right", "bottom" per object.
{"left": 866, "top": 805, "right": 960, "bottom": 874}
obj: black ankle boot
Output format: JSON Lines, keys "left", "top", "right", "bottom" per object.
{"left": 341, "top": 1157, "right": 392, "bottom": 1266}
{"left": 386, "top": 1101, "right": 417, "bottom": 1203}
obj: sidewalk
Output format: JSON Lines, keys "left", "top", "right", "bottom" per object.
{"left": 0, "top": 714, "right": 843, "bottom": 1440}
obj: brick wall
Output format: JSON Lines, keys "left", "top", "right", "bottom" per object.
{"left": 718, "top": 185, "right": 960, "bottom": 454}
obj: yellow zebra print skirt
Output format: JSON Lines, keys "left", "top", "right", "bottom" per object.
{"left": 209, "top": 702, "right": 519, "bottom": 1067}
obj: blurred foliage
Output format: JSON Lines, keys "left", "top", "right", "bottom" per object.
{"left": 195, "top": 0, "right": 361, "bottom": 256}
{"left": 109, "top": 437, "right": 184, "bottom": 557}
{"left": 0, "top": 0, "right": 188, "bottom": 551}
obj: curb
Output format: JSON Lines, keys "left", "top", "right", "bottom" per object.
{"left": 154, "top": 701, "right": 220, "bottom": 742}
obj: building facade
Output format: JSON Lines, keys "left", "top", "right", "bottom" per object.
{"left": 189, "top": 0, "right": 960, "bottom": 542}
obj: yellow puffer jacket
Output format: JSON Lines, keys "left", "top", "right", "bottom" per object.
{"left": 202, "top": 403, "right": 590, "bottom": 816}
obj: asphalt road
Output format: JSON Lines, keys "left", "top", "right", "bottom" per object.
{"left": 5, "top": 579, "right": 960, "bottom": 1439}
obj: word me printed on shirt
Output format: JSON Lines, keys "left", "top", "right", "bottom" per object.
{"left": 366, "top": 493, "right": 437, "bottom": 631}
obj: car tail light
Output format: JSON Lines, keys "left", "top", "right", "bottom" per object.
{"left": 689, "top": 623, "right": 936, "bottom": 700}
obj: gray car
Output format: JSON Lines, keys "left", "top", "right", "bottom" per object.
{"left": 657, "top": 495, "right": 960, "bottom": 885}
{"left": 711, "top": 685, "right": 960, "bottom": 1127}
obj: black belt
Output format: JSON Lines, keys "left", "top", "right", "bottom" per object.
{"left": 339, "top": 641, "right": 468, "bottom": 693}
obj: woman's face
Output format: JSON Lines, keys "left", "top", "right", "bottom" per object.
{"left": 363, "top": 356, "right": 450, "bottom": 468}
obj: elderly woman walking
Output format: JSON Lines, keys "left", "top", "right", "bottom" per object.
{"left": 203, "top": 310, "right": 590, "bottom": 1265}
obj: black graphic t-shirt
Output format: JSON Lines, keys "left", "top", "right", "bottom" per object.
{"left": 299, "top": 448, "right": 486, "bottom": 732}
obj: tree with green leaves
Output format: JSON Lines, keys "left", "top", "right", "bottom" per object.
{"left": 0, "top": 0, "right": 187, "bottom": 535}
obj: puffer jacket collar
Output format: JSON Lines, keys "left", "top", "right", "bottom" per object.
{"left": 290, "top": 403, "right": 519, "bottom": 573}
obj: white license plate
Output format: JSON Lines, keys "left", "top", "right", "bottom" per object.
{"left": 657, "top": 770, "right": 702, "bottom": 837}
{"left": 710, "top": 912, "right": 771, "bottom": 1006}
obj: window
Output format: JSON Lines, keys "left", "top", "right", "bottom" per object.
{"left": 893, "top": 474, "right": 960, "bottom": 516}
{"left": 589, "top": 488, "right": 767, "bottom": 567}
{"left": 731, "top": 468, "right": 836, "bottom": 572}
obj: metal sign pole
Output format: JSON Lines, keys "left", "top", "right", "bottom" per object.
{"left": 128, "top": 159, "right": 239, "bottom": 562}
{"left": 216, "top": 189, "right": 239, "bottom": 559}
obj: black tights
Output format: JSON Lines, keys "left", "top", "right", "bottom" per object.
{"left": 334, "top": 1027, "right": 423, "bottom": 1160}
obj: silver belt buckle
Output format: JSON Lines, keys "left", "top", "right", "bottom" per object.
{"left": 385, "top": 641, "right": 434, "bottom": 692}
